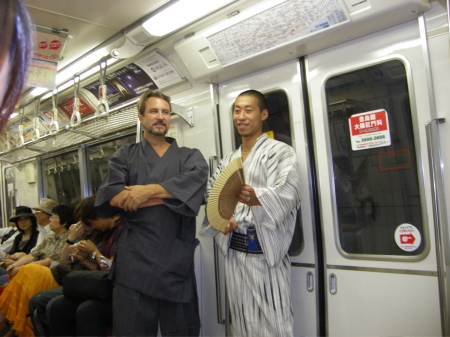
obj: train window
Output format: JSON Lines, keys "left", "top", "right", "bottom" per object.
{"left": 42, "top": 151, "right": 81, "bottom": 207}
{"left": 3, "top": 167, "right": 16, "bottom": 224}
{"left": 325, "top": 60, "right": 424, "bottom": 256}
{"left": 233, "top": 90, "right": 303, "bottom": 256}
{"left": 87, "top": 135, "right": 136, "bottom": 195}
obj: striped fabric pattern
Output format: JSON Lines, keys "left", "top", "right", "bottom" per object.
{"left": 227, "top": 251, "right": 294, "bottom": 337}
{"left": 201, "top": 134, "right": 301, "bottom": 337}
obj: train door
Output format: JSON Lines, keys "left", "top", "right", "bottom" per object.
{"left": 169, "top": 93, "right": 227, "bottom": 337}
{"left": 306, "top": 16, "right": 442, "bottom": 336}
{"left": 217, "top": 60, "right": 319, "bottom": 336}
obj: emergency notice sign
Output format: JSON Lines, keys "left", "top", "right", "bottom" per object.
{"left": 349, "top": 109, "right": 391, "bottom": 151}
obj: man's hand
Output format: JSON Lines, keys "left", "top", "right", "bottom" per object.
{"left": 110, "top": 190, "right": 132, "bottom": 209}
{"left": 77, "top": 240, "right": 98, "bottom": 255}
{"left": 111, "top": 185, "right": 154, "bottom": 211}
{"left": 122, "top": 185, "right": 152, "bottom": 211}
{"left": 69, "top": 246, "right": 88, "bottom": 262}
{"left": 111, "top": 184, "right": 174, "bottom": 211}
{"left": 238, "top": 185, "right": 261, "bottom": 206}
{"left": 68, "top": 221, "right": 85, "bottom": 241}
{"left": 221, "top": 218, "right": 238, "bottom": 235}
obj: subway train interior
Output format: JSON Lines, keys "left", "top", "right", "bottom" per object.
{"left": 1, "top": 0, "right": 449, "bottom": 335}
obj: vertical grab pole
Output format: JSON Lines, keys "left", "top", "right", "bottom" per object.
{"left": 213, "top": 241, "right": 225, "bottom": 324}
{"left": 426, "top": 118, "right": 449, "bottom": 336}
{"left": 209, "top": 155, "right": 226, "bottom": 324}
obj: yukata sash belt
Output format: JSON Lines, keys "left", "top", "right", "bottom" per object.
{"left": 230, "top": 228, "right": 263, "bottom": 254}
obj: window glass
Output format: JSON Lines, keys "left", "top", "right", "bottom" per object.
{"left": 42, "top": 151, "right": 81, "bottom": 207}
{"left": 325, "top": 60, "right": 424, "bottom": 255}
{"left": 88, "top": 135, "right": 136, "bottom": 195}
{"left": 233, "top": 90, "right": 303, "bottom": 256}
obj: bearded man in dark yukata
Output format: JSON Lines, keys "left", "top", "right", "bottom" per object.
{"left": 95, "top": 89, "right": 208, "bottom": 336}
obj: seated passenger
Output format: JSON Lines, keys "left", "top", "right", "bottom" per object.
{"left": 5, "top": 204, "right": 72, "bottom": 276}
{"left": 28, "top": 219, "right": 101, "bottom": 337}
{"left": 0, "top": 220, "right": 19, "bottom": 257}
{"left": 29, "top": 195, "right": 121, "bottom": 336}
{"left": 0, "top": 206, "right": 39, "bottom": 279}
{"left": 31, "top": 198, "right": 59, "bottom": 249}
{"left": 0, "top": 204, "right": 74, "bottom": 337}
{"left": 8, "top": 206, "right": 40, "bottom": 255}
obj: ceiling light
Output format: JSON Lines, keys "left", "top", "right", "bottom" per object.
{"left": 29, "top": 87, "right": 48, "bottom": 98}
{"left": 56, "top": 48, "right": 112, "bottom": 84}
{"left": 142, "top": 0, "right": 235, "bottom": 36}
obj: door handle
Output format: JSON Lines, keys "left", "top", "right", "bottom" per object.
{"left": 307, "top": 271, "right": 314, "bottom": 292}
{"left": 329, "top": 273, "right": 337, "bottom": 295}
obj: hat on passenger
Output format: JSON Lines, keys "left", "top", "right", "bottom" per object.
{"left": 32, "top": 198, "right": 59, "bottom": 215}
{"left": 9, "top": 206, "right": 36, "bottom": 223}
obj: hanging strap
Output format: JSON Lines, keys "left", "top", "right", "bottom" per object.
{"left": 95, "top": 60, "right": 110, "bottom": 117}
{"left": 49, "top": 90, "right": 60, "bottom": 134}
{"left": 33, "top": 98, "right": 41, "bottom": 140}
{"left": 70, "top": 75, "right": 82, "bottom": 127}
{"left": 18, "top": 107, "right": 26, "bottom": 146}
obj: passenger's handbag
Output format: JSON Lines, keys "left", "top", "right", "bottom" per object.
{"left": 62, "top": 270, "right": 112, "bottom": 300}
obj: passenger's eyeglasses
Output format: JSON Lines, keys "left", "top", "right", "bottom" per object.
{"left": 49, "top": 216, "right": 59, "bottom": 219}
{"left": 36, "top": 211, "right": 51, "bottom": 216}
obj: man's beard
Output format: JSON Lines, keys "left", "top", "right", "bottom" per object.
{"left": 149, "top": 129, "right": 167, "bottom": 136}
{"left": 148, "top": 123, "right": 167, "bottom": 136}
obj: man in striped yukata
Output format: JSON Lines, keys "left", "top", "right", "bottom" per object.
{"left": 201, "top": 89, "right": 301, "bottom": 337}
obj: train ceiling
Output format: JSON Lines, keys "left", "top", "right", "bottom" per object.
{"left": 24, "top": 0, "right": 169, "bottom": 70}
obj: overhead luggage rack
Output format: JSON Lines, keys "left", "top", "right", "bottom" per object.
{"left": 0, "top": 98, "right": 140, "bottom": 165}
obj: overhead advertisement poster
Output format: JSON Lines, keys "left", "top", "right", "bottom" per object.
{"left": 348, "top": 109, "right": 391, "bottom": 151}
{"left": 83, "top": 51, "right": 184, "bottom": 109}
{"left": 28, "top": 31, "right": 67, "bottom": 89}
{"left": 134, "top": 51, "right": 184, "bottom": 89}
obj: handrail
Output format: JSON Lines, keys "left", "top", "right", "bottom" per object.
{"left": 49, "top": 90, "right": 60, "bottom": 135}
{"left": 69, "top": 76, "right": 82, "bottom": 128}
{"left": 209, "top": 155, "right": 226, "bottom": 325}
{"left": 425, "top": 117, "right": 449, "bottom": 336}
{"left": 33, "top": 98, "right": 41, "bottom": 140}
{"left": 18, "top": 124, "right": 25, "bottom": 147}
{"left": 95, "top": 60, "right": 110, "bottom": 117}
{"left": 213, "top": 241, "right": 226, "bottom": 324}
{"left": 0, "top": 96, "right": 140, "bottom": 160}
{"left": 34, "top": 117, "right": 41, "bottom": 140}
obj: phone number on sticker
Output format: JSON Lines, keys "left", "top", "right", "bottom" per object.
{"left": 361, "top": 135, "right": 386, "bottom": 142}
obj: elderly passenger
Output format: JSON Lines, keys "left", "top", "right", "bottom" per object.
{"left": 0, "top": 205, "right": 73, "bottom": 337}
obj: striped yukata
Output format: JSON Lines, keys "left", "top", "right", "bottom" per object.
{"left": 201, "top": 134, "right": 301, "bottom": 337}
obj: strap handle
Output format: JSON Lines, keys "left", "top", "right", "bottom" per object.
{"left": 49, "top": 90, "right": 60, "bottom": 134}
{"left": 70, "top": 76, "right": 82, "bottom": 127}
{"left": 95, "top": 60, "right": 110, "bottom": 117}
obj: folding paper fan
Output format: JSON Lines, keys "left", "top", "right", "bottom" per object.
{"left": 207, "top": 157, "right": 245, "bottom": 231}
